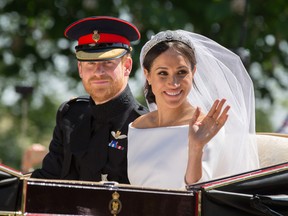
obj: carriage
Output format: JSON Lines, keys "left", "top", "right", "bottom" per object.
{"left": 1, "top": 133, "right": 288, "bottom": 216}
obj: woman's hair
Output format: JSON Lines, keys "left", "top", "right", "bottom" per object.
{"left": 143, "top": 40, "right": 197, "bottom": 104}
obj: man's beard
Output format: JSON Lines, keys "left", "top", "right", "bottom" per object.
{"left": 86, "top": 77, "right": 125, "bottom": 104}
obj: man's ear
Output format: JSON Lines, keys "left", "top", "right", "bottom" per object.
{"left": 78, "top": 61, "right": 83, "bottom": 78}
{"left": 123, "top": 56, "right": 132, "bottom": 76}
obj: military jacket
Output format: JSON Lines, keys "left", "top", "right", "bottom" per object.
{"left": 31, "top": 86, "right": 147, "bottom": 184}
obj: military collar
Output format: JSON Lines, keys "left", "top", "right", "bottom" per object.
{"left": 89, "top": 85, "right": 135, "bottom": 122}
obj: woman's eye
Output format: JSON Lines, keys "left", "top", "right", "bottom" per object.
{"left": 178, "top": 70, "right": 188, "bottom": 75}
{"left": 158, "top": 71, "right": 168, "bottom": 76}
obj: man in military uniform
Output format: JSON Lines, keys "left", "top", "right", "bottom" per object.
{"left": 31, "top": 16, "right": 147, "bottom": 184}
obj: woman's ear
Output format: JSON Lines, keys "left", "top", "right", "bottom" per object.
{"left": 192, "top": 66, "right": 196, "bottom": 76}
{"left": 144, "top": 69, "right": 151, "bottom": 85}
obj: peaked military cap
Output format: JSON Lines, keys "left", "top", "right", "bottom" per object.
{"left": 64, "top": 16, "right": 141, "bottom": 61}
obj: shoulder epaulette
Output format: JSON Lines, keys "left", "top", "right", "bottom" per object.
{"left": 67, "top": 95, "right": 90, "bottom": 103}
{"left": 135, "top": 102, "right": 149, "bottom": 115}
{"left": 59, "top": 95, "right": 90, "bottom": 114}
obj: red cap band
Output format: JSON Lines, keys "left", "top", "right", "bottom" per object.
{"left": 78, "top": 33, "right": 130, "bottom": 46}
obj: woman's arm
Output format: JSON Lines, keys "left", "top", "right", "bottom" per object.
{"left": 185, "top": 99, "right": 230, "bottom": 184}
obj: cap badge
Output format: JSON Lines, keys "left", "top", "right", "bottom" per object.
{"left": 92, "top": 30, "right": 100, "bottom": 42}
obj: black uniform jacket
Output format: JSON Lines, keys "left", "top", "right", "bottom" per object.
{"left": 31, "top": 86, "right": 147, "bottom": 184}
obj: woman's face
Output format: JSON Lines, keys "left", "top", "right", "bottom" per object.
{"left": 145, "top": 48, "right": 195, "bottom": 109}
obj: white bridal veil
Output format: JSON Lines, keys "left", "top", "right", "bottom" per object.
{"left": 139, "top": 30, "right": 259, "bottom": 179}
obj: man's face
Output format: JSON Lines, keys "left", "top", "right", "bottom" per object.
{"left": 78, "top": 56, "right": 132, "bottom": 104}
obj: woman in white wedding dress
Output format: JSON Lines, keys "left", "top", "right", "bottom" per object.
{"left": 128, "top": 30, "right": 259, "bottom": 189}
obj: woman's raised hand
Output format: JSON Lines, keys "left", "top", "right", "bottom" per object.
{"left": 188, "top": 99, "right": 230, "bottom": 150}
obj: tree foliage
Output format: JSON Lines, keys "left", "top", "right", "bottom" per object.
{"left": 1, "top": 0, "right": 287, "bottom": 169}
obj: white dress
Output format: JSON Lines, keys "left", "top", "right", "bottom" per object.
{"left": 128, "top": 123, "right": 259, "bottom": 189}
{"left": 129, "top": 30, "right": 260, "bottom": 189}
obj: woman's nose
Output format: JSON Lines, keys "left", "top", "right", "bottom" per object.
{"left": 168, "top": 76, "right": 180, "bottom": 87}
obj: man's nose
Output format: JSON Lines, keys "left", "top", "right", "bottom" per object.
{"left": 94, "top": 62, "right": 105, "bottom": 74}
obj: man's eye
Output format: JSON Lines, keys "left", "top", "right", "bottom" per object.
{"left": 104, "top": 60, "right": 115, "bottom": 64}
{"left": 88, "top": 62, "right": 96, "bottom": 65}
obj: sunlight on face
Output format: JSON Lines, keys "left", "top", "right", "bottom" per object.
{"left": 145, "top": 48, "right": 194, "bottom": 109}
{"left": 78, "top": 57, "right": 131, "bottom": 104}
